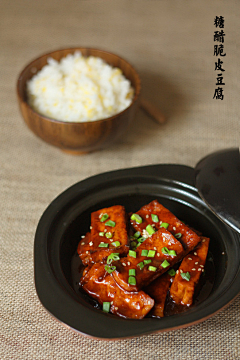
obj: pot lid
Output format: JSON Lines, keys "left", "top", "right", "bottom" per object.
{"left": 194, "top": 148, "right": 240, "bottom": 234}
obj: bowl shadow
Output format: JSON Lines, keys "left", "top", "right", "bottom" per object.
{"left": 140, "top": 70, "right": 189, "bottom": 121}
{"left": 114, "top": 70, "right": 190, "bottom": 150}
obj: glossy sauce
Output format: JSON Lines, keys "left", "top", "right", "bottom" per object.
{"left": 71, "top": 251, "right": 101, "bottom": 309}
{"left": 71, "top": 250, "right": 215, "bottom": 317}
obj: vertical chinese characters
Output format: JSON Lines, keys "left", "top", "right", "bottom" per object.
{"left": 213, "top": 16, "right": 225, "bottom": 100}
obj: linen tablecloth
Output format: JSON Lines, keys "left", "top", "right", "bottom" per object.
{"left": 1, "top": 1, "right": 239, "bottom": 359}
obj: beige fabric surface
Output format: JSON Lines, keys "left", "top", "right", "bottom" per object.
{"left": 1, "top": 0, "right": 239, "bottom": 359}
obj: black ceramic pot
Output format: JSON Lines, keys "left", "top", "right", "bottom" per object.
{"left": 34, "top": 162, "right": 240, "bottom": 339}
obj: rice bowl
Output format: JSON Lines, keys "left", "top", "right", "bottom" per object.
{"left": 26, "top": 52, "right": 134, "bottom": 122}
{"left": 17, "top": 47, "right": 141, "bottom": 153}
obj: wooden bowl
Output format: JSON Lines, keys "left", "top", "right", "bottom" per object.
{"left": 16, "top": 48, "right": 141, "bottom": 154}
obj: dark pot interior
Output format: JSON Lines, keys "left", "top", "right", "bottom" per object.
{"left": 35, "top": 164, "right": 240, "bottom": 339}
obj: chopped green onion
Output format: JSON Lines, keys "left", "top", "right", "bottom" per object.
{"left": 137, "top": 262, "right": 144, "bottom": 270}
{"left": 129, "top": 250, "right": 136, "bottom": 258}
{"left": 151, "top": 214, "right": 159, "bottom": 223}
{"left": 99, "top": 232, "right": 105, "bottom": 237}
{"left": 161, "top": 247, "right": 169, "bottom": 255}
{"left": 161, "top": 247, "right": 176, "bottom": 257}
{"left": 134, "top": 231, "right": 141, "bottom": 238}
{"left": 105, "top": 232, "right": 112, "bottom": 238}
{"left": 107, "top": 253, "right": 120, "bottom": 264}
{"left": 98, "top": 243, "right": 109, "bottom": 248}
{"left": 100, "top": 214, "right": 109, "bottom": 222}
{"left": 137, "top": 237, "right": 146, "bottom": 243}
{"left": 148, "top": 266, "right": 157, "bottom": 272}
{"left": 161, "top": 260, "right": 170, "bottom": 268}
{"left": 131, "top": 213, "right": 142, "bottom": 224}
{"left": 136, "top": 242, "right": 142, "bottom": 248}
{"left": 104, "top": 265, "right": 116, "bottom": 273}
{"left": 131, "top": 241, "right": 137, "bottom": 250}
{"left": 129, "top": 269, "right": 136, "bottom": 276}
{"left": 168, "top": 269, "right": 176, "bottom": 276}
{"left": 175, "top": 233, "right": 182, "bottom": 239}
{"left": 144, "top": 259, "right": 152, "bottom": 265}
{"left": 102, "top": 302, "right": 110, "bottom": 312}
{"left": 128, "top": 276, "right": 136, "bottom": 285}
{"left": 111, "top": 241, "right": 121, "bottom": 247}
{"left": 147, "top": 250, "right": 156, "bottom": 258}
{"left": 160, "top": 222, "right": 169, "bottom": 229}
{"left": 146, "top": 224, "right": 155, "bottom": 235}
{"left": 141, "top": 249, "right": 149, "bottom": 257}
{"left": 181, "top": 272, "right": 191, "bottom": 281}
{"left": 105, "top": 220, "right": 116, "bottom": 227}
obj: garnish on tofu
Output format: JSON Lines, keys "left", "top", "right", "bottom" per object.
{"left": 77, "top": 201, "right": 210, "bottom": 319}
{"left": 80, "top": 263, "right": 154, "bottom": 319}
{"left": 170, "top": 237, "right": 210, "bottom": 306}
{"left": 77, "top": 205, "right": 129, "bottom": 266}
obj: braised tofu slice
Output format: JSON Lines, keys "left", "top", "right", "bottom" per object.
{"left": 80, "top": 263, "right": 154, "bottom": 319}
{"left": 77, "top": 205, "right": 129, "bottom": 265}
{"left": 112, "top": 227, "right": 184, "bottom": 292}
{"left": 77, "top": 232, "right": 93, "bottom": 266}
{"left": 130, "top": 200, "right": 201, "bottom": 253}
{"left": 144, "top": 271, "right": 174, "bottom": 318}
{"left": 170, "top": 237, "right": 210, "bottom": 306}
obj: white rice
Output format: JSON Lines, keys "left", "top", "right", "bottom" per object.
{"left": 26, "top": 52, "right": 134, "bottom": 122}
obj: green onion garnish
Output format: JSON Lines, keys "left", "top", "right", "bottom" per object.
{"left": 160, "top": 222, "right": 169, "bottom": 229}
{"left": 102, "top": 302, "right": 111, "bottom": 312}
{"left": 161, "top": 247, "right": 169, "bottom": 255}
{"left": 111, "top": 241, "right": 121, "bottom": 247}
{"left": 134, "top": 231, "right": 141, "bottom": 238}
{"left": 147, "top": 250, "right": 156, "bottom": 258}
{"left": 168, "top": 269, "right": 176, "bottom": 276}
{"left": 107, "top": 253, "right": 120, "bottom": 264}
{"left": 151, "top": 214, "right": 159, "bottom": 223}
{"left": 161, "top": 260, "right": 170, "bottom": 268}
{"left": 148, "top": 266, "right": 157, "bottom": 272}
{"left": 137, "top": 262, "right": 144, "bottom": 270}
{"left": 131, "top": 241, "right": 137, "bottom": 250}
{"left": 99, "top": 232, "right": 105, "bottom": 236}
{"left": 144, "top": 259, "right": 152, "bottom": 265}
{"left": 175, "top": 233, "right": 182, "bottom": 239}
{"left": 137, "top": 237, "right": 146, "bottom": 243}
{"left": 131, "top": 213, "right": 142, "bottom": 224}
{"left": 181, "top": 272, "right": 191, "bottom": 281}
{"left": 141, "top": 249, "right": 148, "bottom": 257}
{"left": 105, "top": 220, "right": 116, "bottom": 227}
{"left": 104, "top": 265, "right": 116, "bottom": 274}
{"left": 100, "top": 214, "right": 109, "bottom": 222}
{"left": 129, "top": 269, "right": 136, "bottom": 276}
{"left": 168, "top": 250, "right": 177, "bottom": 256}
{"left": 129, "top": 250, "right": 136, "bottom": 258}
{"left": 98, "top": 243, "right": 109, "bottom": 248}
{"left": 161, "top": 247, "right": 176, "bottom": 257}
{"left": 146, "top": 224, "right": 155, "bottom": 235}
{"left": 128, "top": 276, "right": 136, "bottom": 285}
{"left": 105, "top": 232, "right": 112, "bottom": 238}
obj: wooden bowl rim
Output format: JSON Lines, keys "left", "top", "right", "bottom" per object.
{"left": 16, "top": 47, "right": 141, "bottom": 126}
